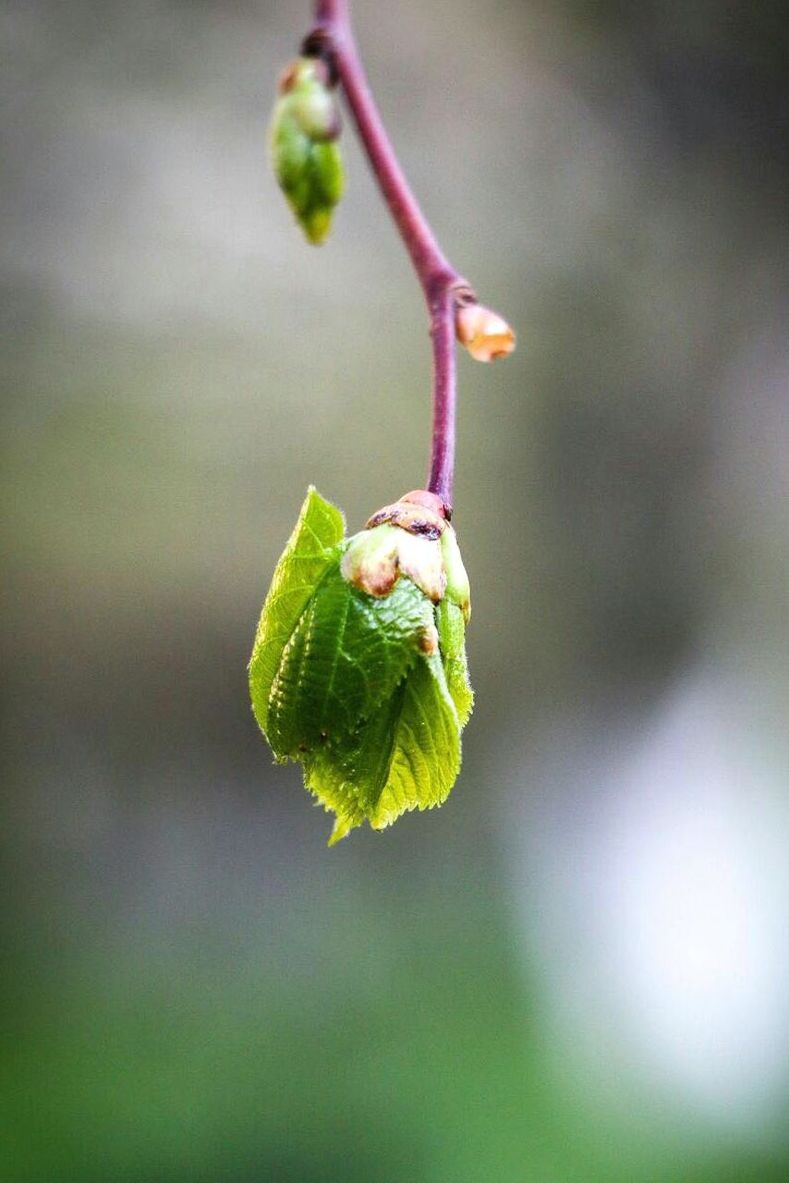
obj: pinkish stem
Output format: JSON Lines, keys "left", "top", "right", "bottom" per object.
{"left": 307, "top": 0, "right": 467, "bottom": 509}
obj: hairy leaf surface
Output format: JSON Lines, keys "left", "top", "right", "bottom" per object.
{"left": 305, "top": 653, "right": 461, "bottom": 843}
{"left": 266, "top": 568, "right": 434, "bottom": 758}
{"left": 436, "top": 598, "right": 474, "bottom": 727}
{"left": 249, "top": 487, "right": 344, "bottom": 737}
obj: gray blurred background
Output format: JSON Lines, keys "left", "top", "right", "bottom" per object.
{"left": 2, "top": 2, "right": 789, "bottom": 1180}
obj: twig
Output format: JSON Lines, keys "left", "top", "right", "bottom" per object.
{"left": 304, "top": 0, "right": 472, "bottom": 509}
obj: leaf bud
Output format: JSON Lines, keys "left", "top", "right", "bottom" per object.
{"left": 455, "top": 301, "right": 516, "bottom": 362}
{"left": 270, "top": 57, "right": 345, "bottom": 244}
{"left": 341, "top": 489, "right": 469, "bottom": 617}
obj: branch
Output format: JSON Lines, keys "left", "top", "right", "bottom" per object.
{"left": 256, "top": 2, "right": 512, "bottom": 840}
{"left": 305, "top": 0, "right": 471, "bottom": 508}
{"left": 304, "top": 0, "right": 513, "bottom": 510}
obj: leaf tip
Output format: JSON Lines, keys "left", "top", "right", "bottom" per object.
{"left": 327, "top": 814, "right": 353, "bottom": 846}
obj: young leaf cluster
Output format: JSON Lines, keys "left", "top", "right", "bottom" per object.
{"left": 249, "top": 489, "right": 473, "bottom": 844}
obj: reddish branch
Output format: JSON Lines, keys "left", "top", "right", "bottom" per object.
{"left": 305, "top": 0, "right": 471, "bottom": 509}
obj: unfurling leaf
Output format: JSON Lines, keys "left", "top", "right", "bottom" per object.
{"left": 270, "top": 57, "right": 345, "bottom": 245}
{"left": 249, "top": 488, "right": 473, "bottom": 843}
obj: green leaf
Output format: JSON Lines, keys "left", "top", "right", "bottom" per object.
{"left": 305, "top": 653, "right": 461, "bottom": 844}
{"left": 249, "top": 487, "right": 344, "bottom": 739}
{"left": 370, "top": 654, "right": 461, "bottom": 828}
{"left": 266, "top": 567, "right": 434, "bottom": 759}
{"left": 436, "top": 598, "right": 474, "bottom": 727}
{"left": 249, "top": 489, "right": 474, "bottom": 843}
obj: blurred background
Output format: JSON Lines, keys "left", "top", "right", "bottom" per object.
{"left": 3, "top": 1, "right": 789, "bottom": 1179}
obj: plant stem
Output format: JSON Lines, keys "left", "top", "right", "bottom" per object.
{"left": 307, "top": 0, "right": 467, "bottom": 509}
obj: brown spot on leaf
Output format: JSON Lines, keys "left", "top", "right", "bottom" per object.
{"left": 405, "top": 517, "right": 442, "bottom": 540}
{"left": 277, "top": 62, "right": 300, "bottom": 94}
{"left": 418, "top": 625, "right": 439, "bottom": 656}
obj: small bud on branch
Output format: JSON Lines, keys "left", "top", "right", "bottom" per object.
{"left": 270, "top": 56, "right": 344, "bottom": 243}
{"left": 455, "top": 302, "right": 517, "bottom": 363}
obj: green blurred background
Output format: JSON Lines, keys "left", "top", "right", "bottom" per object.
{"left": 3, "top": 1, "right": 789, "bottom": 1180}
